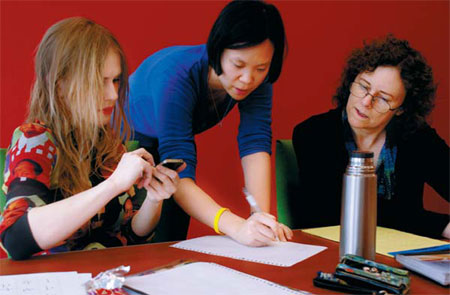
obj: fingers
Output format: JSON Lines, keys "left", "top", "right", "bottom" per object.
{"left": 240, "top": 214, "right": 294, "bottom": 246}
{"left": 276, "top": 223, "right": 286, "bottom": 242}
{"left": 281, "top": 223, "right": 293, "bottom": 240}
{"left": 112, "top": 151, "right": 156, "bottom": 193}
{"left": 249, "top": 212, "right": 279, "bottom": 240}
{"left": 254, "top": 222, "right": 278, "bottom": 244}
{"left": 276, "top": 223, "right": 293, "bottom": 242}
{"left": 155, "top": 165, "right": 179, "bottom": 183}
{"left": 238, "top": 213, "right": 277, "bottom": 246}
{"left": 131, "top": 148, "right": 155, "bottom": 166}
{"left": 247, "top": 230, "right": 273, "bottom": 247}
{"left": 149, "top": 175, "right": 174, "bottom": 196}
{"left": 146, "top": 180, "right": 173, "bottom": 203}
{"left": 132, "top": 156, "right": 182, "bottom": 203}
{"left": 125, "top": 149, "right": 156, "bottom": 188}
{"left": 145, "top": 165, "right": 180, "bottom": 202}
{"left": 136, "top": 162, "right": 153, "bottom": 189}
{"left": 145, "top": 178, "right": 167, "bottom": 202}
{"left": 145, "top": 185, "right": 163, "bottom": 203}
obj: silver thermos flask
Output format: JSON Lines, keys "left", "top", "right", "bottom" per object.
{"left": 340, "top": 151, "right": 377, "bottom": 260}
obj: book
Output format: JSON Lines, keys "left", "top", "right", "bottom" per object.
{"left": 390, "top": 244, "right": 450, "bottom": 286}
{"left": 170, "top": 235, "right": 326, "bottom": 267}
{"left": 124, "top": 260, "right": 310, "bottom": 295}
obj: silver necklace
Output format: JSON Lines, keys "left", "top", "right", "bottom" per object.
{"left": 209, "top": 87, "right": 233, "bottom": 127}
{"left": 208, "top": 71, "right": 232, "bottom": 127}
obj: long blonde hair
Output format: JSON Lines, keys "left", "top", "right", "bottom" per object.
{"left": 27, "top": 17, "right": 131, "bottom": 197}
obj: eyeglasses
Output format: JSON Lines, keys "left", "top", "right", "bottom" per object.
{"left": 350, "top": 82, "right": 399, "bottom": 114}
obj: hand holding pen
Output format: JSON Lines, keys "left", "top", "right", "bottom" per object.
{"left": 242, "top": 187, "right": 293, "bottom": 244}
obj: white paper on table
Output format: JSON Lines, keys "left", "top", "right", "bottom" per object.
{"left": 0, "top": 271, "right": 91, "bottom": 295}
{"left": 171, "top": 235, "right": 327, "bottom": 267}
{"left": 77, "top": 273, "right": 92, "bottom": 291}
{"left": 125, "top": 262, "right": 311, "bottom": 295}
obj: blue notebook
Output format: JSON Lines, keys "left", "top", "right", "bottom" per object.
{"left": 389, "top": 244, "right": 450, "bottom": 256}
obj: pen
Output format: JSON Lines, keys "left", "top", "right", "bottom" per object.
{"left": 242, "top": 187, "right": 262, "bottom": 213}
{"left": 123, "top": 285, "right": 150, "bottom": 295}
{"left": 242, "top": 187, "right": 279, "bottom": 241}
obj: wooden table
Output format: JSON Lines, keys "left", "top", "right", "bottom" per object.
{"left": 0, "top": 230, "right": 446, "bottom": 294}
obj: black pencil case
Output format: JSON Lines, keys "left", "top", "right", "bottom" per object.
{"left": 313, "top": 254, "right": 410, "bottom": 294}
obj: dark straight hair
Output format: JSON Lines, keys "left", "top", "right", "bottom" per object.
{"left": 207, "top": 0, "right": 286, "bottom": 83}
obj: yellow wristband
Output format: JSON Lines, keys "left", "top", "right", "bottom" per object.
{"left": 213, "top": 207, "right": 229, "bottom": 235}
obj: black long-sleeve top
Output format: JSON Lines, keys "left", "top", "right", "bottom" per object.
{"left": 292, "top": 108, "right": 449, "bottom": 238}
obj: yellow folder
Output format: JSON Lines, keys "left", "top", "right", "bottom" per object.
{"left": 302, "top": 226, "right": 448, "bottom": 257}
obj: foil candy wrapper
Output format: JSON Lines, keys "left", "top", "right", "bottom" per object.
{"left": 85, "top": 265, "right": 131, "bottom": 295}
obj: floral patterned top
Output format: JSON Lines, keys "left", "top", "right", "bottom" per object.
{"left": 0, "top": 122, "right": 153, "bottom": 260}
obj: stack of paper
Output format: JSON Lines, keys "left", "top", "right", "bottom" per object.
{"left": 0, "top": 271, "right": 91, "bottom": 295}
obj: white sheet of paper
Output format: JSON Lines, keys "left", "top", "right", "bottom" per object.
{"left": 0, "top": 272, "right": 91, "bottom": 295}
{"left": 171, "top": 235, "right": 327, "bottom": 267}
{"left": 125, "top": 262, "right": 310, "bottom": 295}
{"left": 77, "top": 273, "right": 92, "bottom": 291}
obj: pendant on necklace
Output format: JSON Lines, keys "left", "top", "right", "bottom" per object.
{"left": 209, "top": 84, "right": 232, "bottom": 128}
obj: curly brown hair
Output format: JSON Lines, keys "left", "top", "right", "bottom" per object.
{"left": 333, "top": 34, "right": 436, "bottom": 136}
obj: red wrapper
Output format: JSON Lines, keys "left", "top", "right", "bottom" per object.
{"left": 89, "top": 288, "right": 130, "bottom": 295}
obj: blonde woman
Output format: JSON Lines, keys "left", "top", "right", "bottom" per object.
{"left": 0, "top": 17, "right": 184, "bottom": 260}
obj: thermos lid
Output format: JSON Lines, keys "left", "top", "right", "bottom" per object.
{"left": 351, "top": 151, "right": 374, "bottom": 158}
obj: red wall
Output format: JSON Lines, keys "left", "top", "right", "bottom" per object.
{"left": 1, "top": 1, "right": 448, "bottom": 238}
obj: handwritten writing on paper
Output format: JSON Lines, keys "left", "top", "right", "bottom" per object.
{"left": 0, "top": 272, "right": 91, "bottom": 295}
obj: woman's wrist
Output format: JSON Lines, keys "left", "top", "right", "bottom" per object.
{"left": 213, "top": 208, "right": 229, "bottom": 234}
{"left": 102, "top": 177, "right": 124, "bottom": 199}
{"left": 132, "top": 194, "right": 163, "bottom": 237}
{"left": 217, "top": 209, "right": 245, "bottom": 238}
{"left": 143, "top": 193, "right": 164, "bottom": 206}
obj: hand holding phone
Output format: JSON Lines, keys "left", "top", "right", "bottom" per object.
{"left": 160, "top": 159, "right": 185, "bottom": 170}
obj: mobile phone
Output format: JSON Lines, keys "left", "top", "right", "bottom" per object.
{"left": 160, "top": 159, "right": 184, "bottom": 170}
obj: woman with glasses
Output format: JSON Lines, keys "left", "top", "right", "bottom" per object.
{"left": 292, "top": 34, "right": 449, "bottom": 238}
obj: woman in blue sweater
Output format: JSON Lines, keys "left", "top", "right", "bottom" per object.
{"left": 128, "top": 0, "right": 292, "bottom": 245}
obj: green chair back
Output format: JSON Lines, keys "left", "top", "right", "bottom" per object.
{"left": 0, "top": 148, "right": 7, "bottom": 213}
{"left": 275, "top": 139, "right": 299, "bottom": 228}
{"left": 125, "top": 140, "right": 140, "bottom": 152}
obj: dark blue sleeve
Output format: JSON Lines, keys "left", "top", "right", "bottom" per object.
{"left": 136, "top": 70, "right": 199, "bottom": 180}
{"left": 237, "top": 82, "right": 273, "bottom": 158}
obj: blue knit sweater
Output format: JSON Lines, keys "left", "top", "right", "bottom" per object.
{"left": 128, "top": 45, "right": 273, "bottom": 180}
